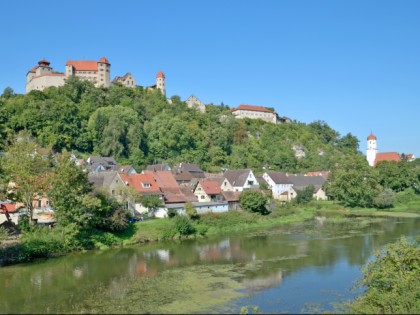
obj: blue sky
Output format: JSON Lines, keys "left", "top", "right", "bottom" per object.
{"left": 1, "top": 0, "right": 419, "bottom": 157}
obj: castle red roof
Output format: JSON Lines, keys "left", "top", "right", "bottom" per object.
{"left": 99, "top": 57, "right": 110, "bottom": 64}
{"left": 375, "top": 152, "right": 401, "bottom": 165}
{"left": 367, "top": 133, "right": 377, "bottom": 140}
{"left": 230, "top": 104, "right": 275, "bottom": 113}
{"left": 156, "top": 71, "right": 165, "bottom": 78}
{"left": 66, "top": 60, "right": 99, "bottom": 71}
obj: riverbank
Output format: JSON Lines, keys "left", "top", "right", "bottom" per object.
{"left": 121, "top": 200, "right": 420, "bottom": 246}
{"left": 1, "top": 200, "right": 419, "bottom": 267}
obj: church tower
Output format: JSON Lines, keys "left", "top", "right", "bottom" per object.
{"left": 156, "top": 71, "right": 166, "bottom": 97}
{"left": 366, "top": 132, "right": 377, "bottom": 166}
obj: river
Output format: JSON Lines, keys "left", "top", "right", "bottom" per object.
{"left": 0, "top": 216, "right": 419, "bottom": 314}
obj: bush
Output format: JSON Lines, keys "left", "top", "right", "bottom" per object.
{"left": 373, "top": 188, "right": 395, "bottom": 208}
{"left": 239, "top": 190, "right": 268, "bottom": 214}
{"left": 167, "top": 208, "right": 178, "bottom": 218}
{"left": 185, "top": 202, "right": 200, "bottom": 220}
{"left": 294, "top": 185, "right": 315, "bottom": 204}
{"left": 172, "top": 215, "right": 196, "bottom": 236}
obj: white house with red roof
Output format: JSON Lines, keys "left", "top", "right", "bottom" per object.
{"left": 366, "top": 132, "right": 402, "bottom": 166}
{"left": 230, "top": 104, "right": 278, "bottom": 124}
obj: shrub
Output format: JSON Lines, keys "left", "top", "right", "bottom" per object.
{"left": 172, "top": 215, "right": 196, "bottom": 236}
{"left": 167, "top": 208, "right": 178, "bottom": 218}
{"left": 185, "top": 202, "right": 200, "bottom": 220}
{"left": 373, "top": 188, "right": 395, "bottom": 208}
{"left": 239, "top": 190, "right": 268, "bottom": 214}
{"left": 295, "top": 185, "right": 315, "bottom": 204}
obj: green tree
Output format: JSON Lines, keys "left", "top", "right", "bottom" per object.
{"left": 374, "top": 160, "right": 418, "bottom": 193}
{"left": 141, "top": 194, "right": 163, "bottom": 215}
{"left": 239, "top": 190, "right": 268, "bottom": 214}
{"left": 324, "top": 155, "right": 381, "bottom": 207}
{"left": 295, "top": 185, "right": 315, "bottom": 204}
{"left": 2, "top": 136, "right": 52, "bottom": 224}
{"left": 47, "top": 152, "right": 99, "bottom": 229}
{"left": 349, "top": 236, "right": 420, "bottom": 314}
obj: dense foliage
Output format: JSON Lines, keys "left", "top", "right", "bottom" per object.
{"left": 324, "top": 155, "right": 420, "bottom": 208}
{"left": 349, "top": 236, "right": 420, "bottom": 314}
{"left": 0, "top": 80, "right": 362, "bottom": 173}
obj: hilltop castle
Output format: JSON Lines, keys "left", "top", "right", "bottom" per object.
{"left": 26, "top": 57, "right": 165, "bottom": 96}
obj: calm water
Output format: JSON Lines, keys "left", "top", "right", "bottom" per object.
{"left": 0, "top": 217, "right": 419, "bottom": 314}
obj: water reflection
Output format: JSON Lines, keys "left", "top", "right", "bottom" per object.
{"left": 0, "top": 217, "right": 418, "bottom": 314}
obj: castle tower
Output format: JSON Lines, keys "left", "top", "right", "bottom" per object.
{"left": 98, "top": 57, "right": 111, "bottom": 87}
{"left": 366, "top": 132, "right": 377, "bottom": 166}
{"left": 156, "top": 71, "right": 166, "bottom": 96}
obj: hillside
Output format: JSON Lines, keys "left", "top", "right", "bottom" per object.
{"left": 0, "top": 79, "right": 361, "bottom": 173}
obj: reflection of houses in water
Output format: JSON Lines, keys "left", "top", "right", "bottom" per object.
{"left": 135, "top": 260, "right": 157, "bottom": 277}
{"left": 241, "top": 270, "right": 283, "bottom": 292}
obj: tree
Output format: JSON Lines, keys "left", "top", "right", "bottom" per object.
{"left": 2, "top": 136, "right": 52, "bottom": 224}
{"left": 141, "top": 194, "right": 163, "bottom": 214}
{"left": 47, "top": 152, "right": 98, "bottom": 229}
{"left": 324, "top": 155, "right": 381, "bottom": 207}
{"left": 374, "top": 160, "right": 418, "bottom": 193}
{"left": 349, "top": 237, "right": 420, "bottom": 314}
{"left": 1, "top": 87, "right": 15, "bottom": 99}
{"left": 295, "top": 185, "right": 315, "bottom": 204}
{"left": 239, "top": 190, "right": 268, "bottom": 214}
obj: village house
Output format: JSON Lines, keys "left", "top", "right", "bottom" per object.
{"left": 262, "top": 172, "right": 294, "bottom": 201}
{"left": 193, "top": 180, "right": 225, "bottom": 203}
{"left": 286, "top": 174, "right": 328, "bottom": 201}
{"left": 204, "top": 173, "right": 235, "bottom": 192}
{"left": 223, "top": 169, "right": 259, "bottom": 192}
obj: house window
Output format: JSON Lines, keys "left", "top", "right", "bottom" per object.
{"left": 46, "top": 200, "right": 50, "bottom": 206}
{"left": 201, "top": 195, "right": 205, "bottom": 199}
{"left": 143, "top": 183, "right": 151, "bottom": 188}
{"left": 248, "top": 180, "right": 254, "bottom": 185}
{"left": 38, "top": 200, "right": 42, "bottom": 207}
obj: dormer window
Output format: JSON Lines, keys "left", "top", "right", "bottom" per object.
{"left": 143, "top": 183, "right": 151, "bottom": 188}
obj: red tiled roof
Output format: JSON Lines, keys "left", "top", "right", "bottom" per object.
{"left": 367, "top": 133, "right": 377, "bottom": 140}
{"left": 119, "top": 173, "right": 161, "bottom": 194}
{"left": 66, "top": 60, "right": 99, "bottom": 71}
{"left": 230, "top": 104, "right": 275, "bottom": 114}
{"left": 99, "top": 57, "right": 110, "bottom": 64}
{"left": 197, "top": 180, "right": 222, "bottom": 195}
{"left": 375, "top": 152, "right": 401, "bottom": 165}
{"left": 144, "top": 171, "right": 179, "bottom": 190}
{"left": 156, "top": 71, "right": 165, "bottom": 78}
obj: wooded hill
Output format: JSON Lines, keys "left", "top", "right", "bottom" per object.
{"left": 0, "top": 78, "right": 361, "bottom": 173}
